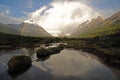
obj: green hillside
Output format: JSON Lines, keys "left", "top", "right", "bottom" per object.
{"left": 78, "top": 12, "right": 120, "bottom": 38}
{"left": 79, "top": 23, "right": 120, "bottom": 38}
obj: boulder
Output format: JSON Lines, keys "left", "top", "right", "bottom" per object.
{"left": 7, "top": 55, "right": 32, "bottom": 74}
{"left": 36, "top": 44, "right": 65, "bottom": 59}
{"left": 36, "top": 48, "right": 51, "bottom": 57}
{"left": 58, "top": 44, "right": 65, "bottom": 50}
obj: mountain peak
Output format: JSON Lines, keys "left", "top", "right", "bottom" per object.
{"left": 20, "top": 21, "right": 51, "bottom": 37}
{"left": 91, "top": 16, "right": 103, "bottom": 22}
{"left": 97, "top": 16, "right": 103, "bottom": 20}
{"left": 24, "top": 20, "right": 37, "bottom": 25}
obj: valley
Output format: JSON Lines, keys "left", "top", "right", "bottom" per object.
{"left": 0, "top": 2, "right": 120, "bottom": 79}
{"left": 0, "top": 11, "right": 120, "bottom": 70}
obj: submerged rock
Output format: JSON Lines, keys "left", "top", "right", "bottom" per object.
{"left": 7, "top": 55, "right": 32, "bottom": 74}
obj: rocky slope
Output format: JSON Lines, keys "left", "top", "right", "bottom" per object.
{"left": 71, "top": 11, "right": 120, "bottom": 38}
{"left": 20, "top": 22, "right": 51, "bottom": 37}
{"left": 71, "top": 16, "right": 103, "bottom": 36}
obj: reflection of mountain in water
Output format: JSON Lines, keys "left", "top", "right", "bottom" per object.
{"left": 0, "top": 44, "right": 119, "bottom": 80}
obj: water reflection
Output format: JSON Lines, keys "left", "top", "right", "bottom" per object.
{"left": 35, "top": 56, "right": 50, "bottom": 61}
{"left": 0, "top": 49, "right": 15, "bottom": 57}
{"left": 16, "top": 65, "right": 85, "bottom": 80}
{"left": 0, "top": 46, "right": 119, "bottom": 80}
{"left": 8, "top": 65, "right": 32, "bottom": 79}
{"left": 32, "top": 49, "right": 118, "bottom": 80}
{"left": 26, "top": 48, "right": 35, "bottom": 57}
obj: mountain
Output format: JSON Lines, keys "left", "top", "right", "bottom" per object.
{"left": 7, "top": 24, "right": 22, "bottom": 33}
{"left": 0, "top": 20, "right": 51, "bottom": 37}
{"left": 71, "top": 16, "right": 103, "bottom": 36}
{"left": 0, "top": 23, "right": 19, "bottom": 35}
{"left": 20, "top": 22, "right": 51, "bottom": 37}
{"left": 71, "top": 11, "right": 120, "bottom": 38}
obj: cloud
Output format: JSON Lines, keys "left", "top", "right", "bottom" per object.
{"left": 80, "top": 0, "right": 120, "bottom": 18}
{"left": 0, "top": 5, "right": 10, "bottom": 15}
{"left": 25, "top": 1, "right": 100, "bottom": 36}
{"left": 0, "top": 13, "right": 25, "bottom": 24}
{"left": 0, "top": 4, "right": 26, "bottom": 24}
{"left": 0, "top": 5, "right": 21, "bottom": 24}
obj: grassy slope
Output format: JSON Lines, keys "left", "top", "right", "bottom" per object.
{"left": 78, "top": 21, "right": 120, "bottom": 38}
{"left": 78, "top": 12, "right": 120, "bottom": 38}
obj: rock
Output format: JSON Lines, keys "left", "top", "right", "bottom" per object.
{"left": 36, "top": 48, "right": 51, "bottom": 57}
{"left": 58, "top": 44, "right": 65, "bottom": 50}
{"left": 36, "top": 47, "right": 60, "bottom": 58}
{"left": 36, "top": 45, "right": 65, "bottom": 59}
{"left": 7, "top": 55, "right": 32, "bottom": 74}
{"left": 50, "top": 47, "right": 61, "bottom": 53}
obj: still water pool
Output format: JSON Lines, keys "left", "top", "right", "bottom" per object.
{"left": 0, "top": 44, "right": 119, "bottom": 80}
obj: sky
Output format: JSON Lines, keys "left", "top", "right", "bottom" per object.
{"left": 0, "top": 0, "right": 120, "bottom": 36}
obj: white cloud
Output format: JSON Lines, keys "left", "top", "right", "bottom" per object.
{"left": 0, "top": 5, "right": 24, "bottom": 24}
{"left": 28, "top": 6, "right": 47, "bottom": 21}
{"left": 0, "top": 4, "right": 10, "bottom": 15}
{"left": 25, "top": 1, "right": 100, "bottom": 36}
{"left": 0, "top": 13, "right": 25, "bottom": 24}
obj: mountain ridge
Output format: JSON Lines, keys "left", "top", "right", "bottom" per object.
{"left": 20, "top": 22, "right": 51, "bottom": 37}
{"left": 71, "top": 16, "right": 104, "bottom": 36}
{"left": 0, "top": 21, "right": 51, "bottom": 37}
{"left": 71, "top": 11, "right": 120, "bottom": 38}
{"left": 0, "top": 23, "right": 19, "bottom": 35}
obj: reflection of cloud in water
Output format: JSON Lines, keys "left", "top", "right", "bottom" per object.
{"left": 14, "top": 65, "right": 84, "bottom": 80}
{"left": 0, "top": 47, "right": 119, "bottom": 80}
{"left": 84, "top": 66, "right": 118, "bottom": 80}
{"left": 31, "top": 49, "right": 118, "bottom": 80}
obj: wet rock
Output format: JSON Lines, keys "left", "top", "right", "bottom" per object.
{"left": 36, "top": 47, "right": 60, "bottom": 58}
{"left": 58, "top": 44, "right": 65, "bottom": 50}
{"left": 7, "top": 55, "right": 32, "bottom": 74}
{"left": 36, "top": 44, "right": 65, "bottom": 60}
{"left": 36, "top": 48, "right": 51, "bottom": 57}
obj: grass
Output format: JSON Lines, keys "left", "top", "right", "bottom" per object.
{"left": 78, "top": 20, "right": 120, "bottom": 38}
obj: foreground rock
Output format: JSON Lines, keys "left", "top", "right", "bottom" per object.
{"left": 7, "top": 55, "right": 32, "bottom": 75}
